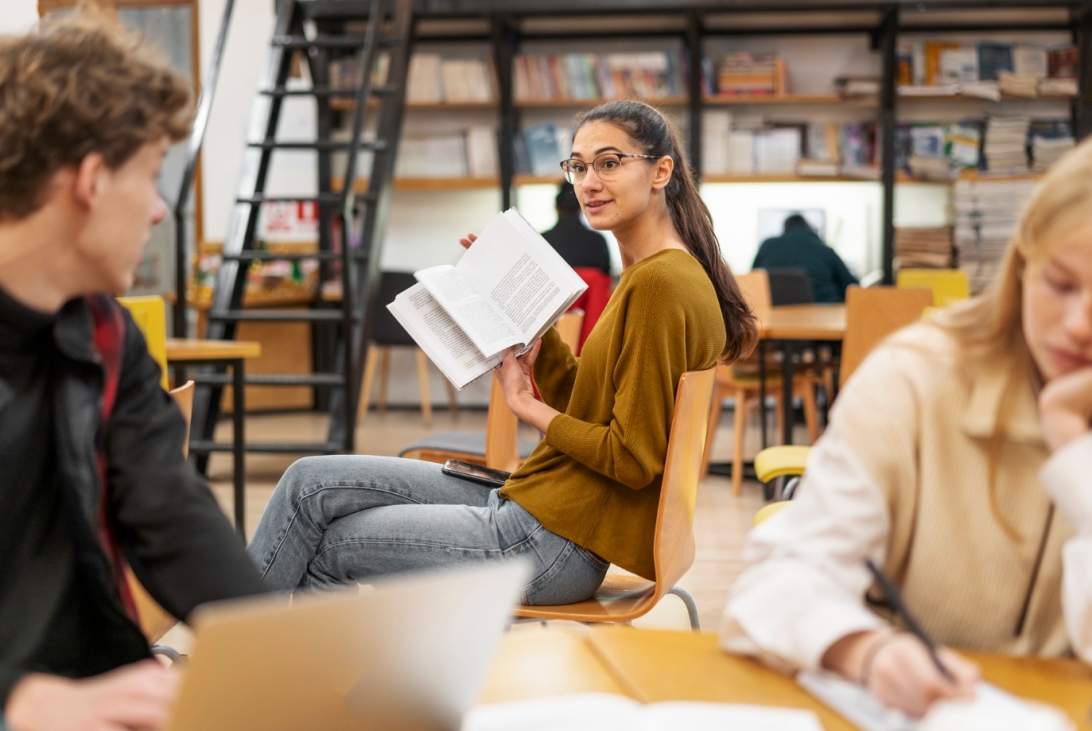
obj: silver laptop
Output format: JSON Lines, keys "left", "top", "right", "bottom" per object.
{"left": 165, "top": 561, "right": 528, "bottom": 731}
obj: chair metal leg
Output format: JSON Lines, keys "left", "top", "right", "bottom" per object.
{"left": 667, "top": 586, "right": 700, "bottom": 630}
{"left": 150, "top": 645, "right": 185, "bottom": 664}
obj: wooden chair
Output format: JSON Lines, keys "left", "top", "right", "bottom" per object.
{"left": 513, "top": 367, "right": 717, "bottom": 631}
{"left": 752, "top": 284, "right": 934, "bottom": 496}
{"left": 700, "top": 270, "right": 821, "bottom": 495}
{"left": 840, "top": 285, "right": 933, "bottom": 389}
{"left": 359, "top": 272, "right": 457, "bottom": 426}
{"left": 125, "top": 380, "right": 195, "bottom": 645}
{"left": 896, "top": 268, "right": 969, "bottom": 309}
{"left": 399, "top": 312, "right": 584, "bottom": 472}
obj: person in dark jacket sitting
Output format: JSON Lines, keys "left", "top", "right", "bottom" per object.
{"left": 752, "top": 214, "right": 859, "bottom": 303}
{"left": 0, "top": 14, "right": 266, "bottom": 731}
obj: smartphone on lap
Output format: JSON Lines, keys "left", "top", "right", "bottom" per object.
{"left": 441, "top": 459, "right": 511, "bottom": 487}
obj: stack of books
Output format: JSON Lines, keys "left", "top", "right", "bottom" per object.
{"left": 894, "top": 41, "right": 1078, "bottom": 99}
{"left": 390, "top": 125, "right": 499, "bottom": 179}
{"left": 406, "top": 54, "right": 494, "bottom": 104}
{"left": 715, "top": 52, "right": 784, "bottom": 97}
{"left": 983, "top": 116, "right": 1030, "bottom": 172}
{"left": 997, "top": 71, "right": 1038, "bottom": 98}
{"left": 701, "top": 110, "right": 732, "bottom": 175}
{"left": 895, "top": 227, "right": 953, "bottom": 269}
{"left": 953, "top": 178, "right": 1036, "bottom": 293}
{"left": 1029, "top": 119, "right": 1075, "bottom": 172}
{"left": 512, "top": 52, "right": 685, "bottom": 103}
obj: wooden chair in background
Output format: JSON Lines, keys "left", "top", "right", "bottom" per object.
{"left": 700, "top": 270, "right": 820, "bottom": 495}
{"left": 751, "top": 284, "right": 934, "bottom": 498}
{"left": 839, "top": 285, "right": 933, "bottom": 388}
{"left": 399, "top": 312, "right": 585, "bottom": 472}
{"left": 513, "top": 367, "right": 717, "bottom": 630}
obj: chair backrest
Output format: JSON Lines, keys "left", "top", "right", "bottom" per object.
{"left": 896, "top": 268, "right": 970, "bottom": 308}
{"left": 736, "top": 270, "right": 772, "bottom": 324}
{"left": 372, "top": 271, "right": 419, "bottom": 346}
{"left": 652, "top": 367, "right": 717, "bottom": 598}
{"left": 117, "top": 295, "right": 169, "bottom": 390}
{"left": 766, "top": 268, "right": 814, "bottom": 306}
{"left": 556, "top": 311, "right": 584, "bottom": 352}
{"left": 128, "top": 378, "right": 196, "bottom": 644}
{"left": 169, "top": 380, "right": 195, "bottom": 458}
{"left": 840, "top": 285, "right": 933, "bottom": 388}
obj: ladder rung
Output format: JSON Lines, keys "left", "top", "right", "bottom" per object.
{"left": 299, "top": 1, "right": 374, "bottom": 19}
{"left": 207, "top": 310, "right": 350, "bottom": 323}
{"left": 191, "top": 372, "right": 346, "bottom": 387}
{"left": 236, "top": 194, "right": 342, "bottom": 205}
{"left": 189, "top": 440, "right": 343, "bottom": 455}
{"left": 247, "top": 139, "right": 388, "bottom": 152}
{"left": 261, "top": 86, "right": 358, "bottom": 98}
{"left": 221, "top": 251, "right": 340, "bottom": 262}
{"left": 272, "top": 35, "right": 398, "bottom": 51}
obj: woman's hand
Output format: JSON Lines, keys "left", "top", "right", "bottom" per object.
{"left": 823, "top": 630, "right": 978, "bottom": 719}
{"left": 6, "top": 661, "right": 181, "bottom": 731}
{"left": 495, "top": 341, "right": 558, "bottom": 434}
{"left": 1039, "top": 367, "right": 1092, "bottom": 452}
{"left": 458, "top": 232, "right": 478, "bottom": 250}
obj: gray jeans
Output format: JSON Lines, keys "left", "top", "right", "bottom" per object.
{"left": 247, "top": 455, "right": 609, "bottom": 605}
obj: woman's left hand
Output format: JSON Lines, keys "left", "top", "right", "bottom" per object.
{"left": 495, "top": 341, "right": 541, "bottom": 411}
{"left": 1039, "top": 367, "right": 1092, "bottom": 452}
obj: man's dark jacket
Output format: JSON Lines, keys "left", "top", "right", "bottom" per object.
{"left": 752, "top": 225, "right": 859, "bottom": 304}
{"left": 0, "top": 295, "right": 267, "bottom": 704}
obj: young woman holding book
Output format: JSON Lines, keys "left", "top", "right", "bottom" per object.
{"left": 247, "top": 101, "right": 756, "bottom": 602}
{"left": 721, "top": 138, "right": 1092, "bottom": 717}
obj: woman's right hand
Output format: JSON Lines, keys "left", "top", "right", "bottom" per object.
{"left": 458, "top": 232, "right": 478, "bottom": 250}
{"left": 823, "top": 630, "right": 978, "bottom": 718}
{"left": 6, "top": 661, "right": 181, "bottom": 731}
{"left": 1039, "top": 367, "right": 1092, "bottom": 452}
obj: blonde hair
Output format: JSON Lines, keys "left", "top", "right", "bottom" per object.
{"left": 0, "top": 8, "right": 193, "bottom": 220}
{"left": 934, "top": 137, "right": 1092, "bottom": 539}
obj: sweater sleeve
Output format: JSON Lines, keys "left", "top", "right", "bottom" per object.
{"left": 106, "top": 311, "right": 268, "bottom": 621}
{"left": 543, "top": 270, "right": 688, "bottom": 489}
{"left": 532, "top": 327, "right": 579, "bottom": 413}
{"left": 1038, "top": 433, "right": 1092, "bottom": 664}
{"left": 720, "top": 427, "right": 890, "bottom": 670}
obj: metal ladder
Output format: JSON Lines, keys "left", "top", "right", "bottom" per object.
{"left": 191, "top": 0, "right": 414, "bottom": 459}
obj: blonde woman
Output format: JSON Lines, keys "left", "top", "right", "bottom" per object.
{"left": 721, "top": 138, "right": 1092, "bottom": 718}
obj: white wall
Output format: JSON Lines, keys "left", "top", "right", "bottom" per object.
{"left": 1, "top": 0, "right": 39, "bottom": 34}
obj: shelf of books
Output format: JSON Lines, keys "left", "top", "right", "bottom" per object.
{"left": 704, "top": 93, "right": 876, "bottom": 106}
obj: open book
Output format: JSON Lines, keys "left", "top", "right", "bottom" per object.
{"left": 387, "top": 208, "right": 588, "bottom": 389}
{"left": 461, "top": 692, "right": 824, "bottom": 731}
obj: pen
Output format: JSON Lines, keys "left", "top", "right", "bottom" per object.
{"left": 864, "top": 558, "right": 956, "bottom": 684}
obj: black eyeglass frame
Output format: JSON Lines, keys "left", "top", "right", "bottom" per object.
{"left": 559, "top": 152, "right": 662, "bottom": 184}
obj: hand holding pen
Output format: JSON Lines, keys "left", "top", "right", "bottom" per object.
{"left": 858, "top": 559, "right": 980, "bottom": 717}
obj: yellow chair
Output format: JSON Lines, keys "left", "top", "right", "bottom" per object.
{"left": 753, "top": 501, "right": 791, "bottom": 527}
{"left": 512, "top": 367, "right": 717, "bottom": 630}
{"left": 117, "top": 295, "right": 169, "bottom": 390}
{"left": 400, "top": 312, "right": 585, "bottom": 472}
{"left": 896, "top": 268, "right": 969, "bottom": 309}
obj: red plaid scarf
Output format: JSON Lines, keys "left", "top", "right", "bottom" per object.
{"left": 85, "top": 296, "right": 139, "bottom": 623}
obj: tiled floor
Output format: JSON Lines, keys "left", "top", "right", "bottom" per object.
{"left": 199, "top": 404, "right": 811, "bottom": 633}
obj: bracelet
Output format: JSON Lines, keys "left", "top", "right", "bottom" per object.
{"left": 859, "top": 629, "right": 902, "bottom": 687}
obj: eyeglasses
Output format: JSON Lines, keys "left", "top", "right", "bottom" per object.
{"left": 560, "top": 153, "right": 661, "bottom": 184}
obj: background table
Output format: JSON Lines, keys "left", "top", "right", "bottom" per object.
{"left": 757, "top": 304, "right": 846, "bottom": 448}
{"left": 478, "top": 627, "right": 1092, "bottom": 731}
{"left": 165, "top": 338, "right": 261, "bottom": 539}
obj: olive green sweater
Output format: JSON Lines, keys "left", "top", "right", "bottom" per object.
{"left": 500, "top": 250, "right": 725, "bottom": 580}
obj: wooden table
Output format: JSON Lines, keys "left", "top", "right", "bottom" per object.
{"left": 166, "top": 338, "right": 261, "bottom": 539}
{"left": 478, "top": 627, "right": 1092, "bottom": 731}
{"left": 757, "top": 304, "right": 846, "bottom": 448}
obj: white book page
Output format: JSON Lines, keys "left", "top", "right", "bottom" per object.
{"left": 640, "top": 702, "right": 824, "bottom": 731}
{"left": 456, "top": 209, "right": 587, "bottom": 346}
{"left": 414, "top": 264, "right": 523, "bottom": 358}
{"left": 387, "top": 283, "right": 502, "bottom": 390}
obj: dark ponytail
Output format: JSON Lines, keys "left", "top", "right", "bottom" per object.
{"left": 574, "top": 100, "right": 758, "bottom": 363}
